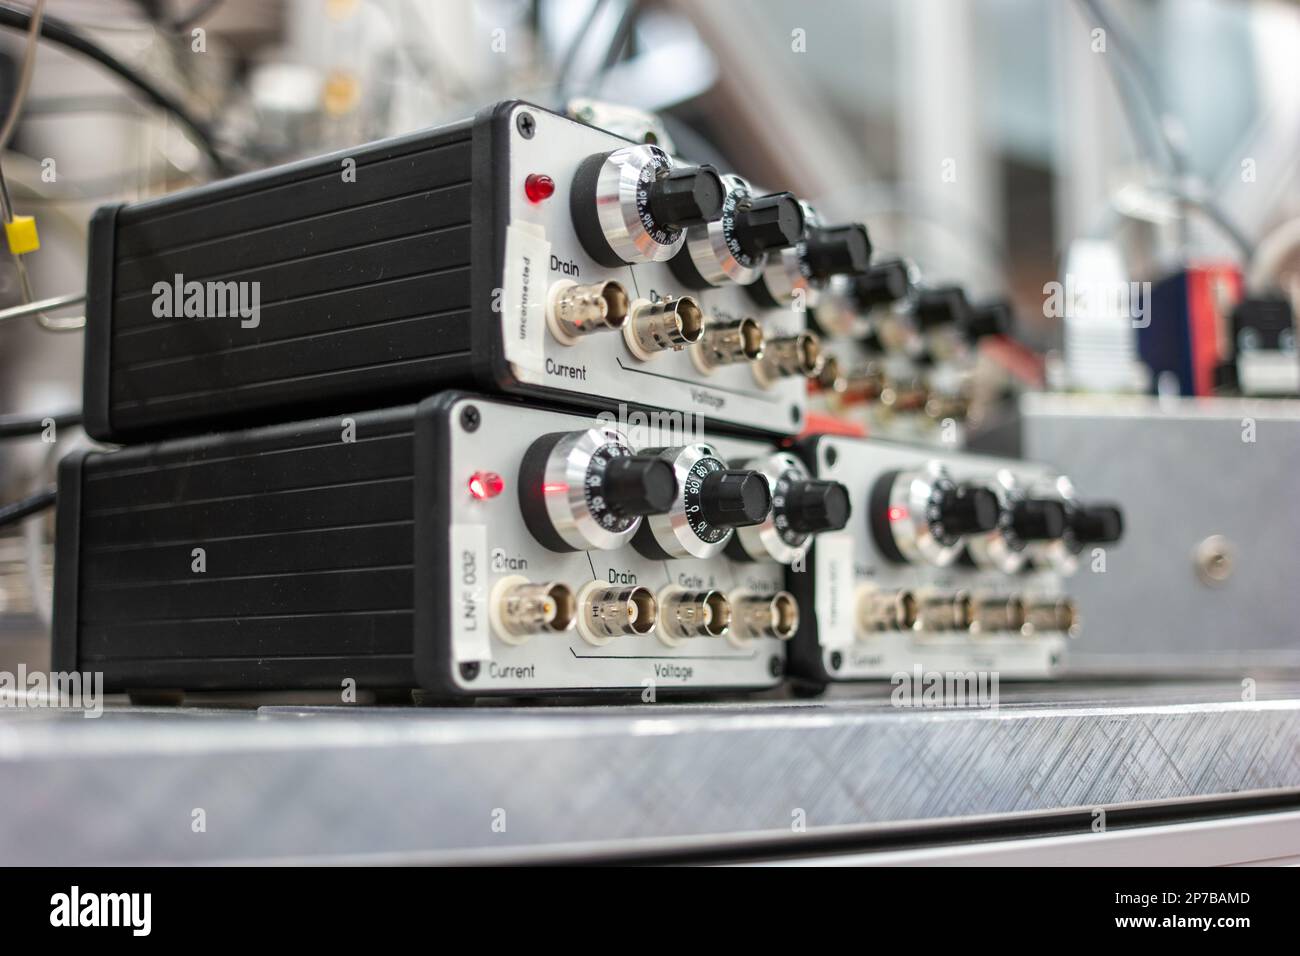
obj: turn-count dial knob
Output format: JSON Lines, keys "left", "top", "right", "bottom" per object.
{"left": 519, "top": 427, "right": 677, "bottom": 553}
{"left": 728, "top": 452, "right": 852, "bottom": 564}
{"left": 968, "top": 471, "right": 1070, "bottom": 573}
{"left": 671, "top": 176, "right": 805, "bottom": 287}
{"left": 850, "top": 257, "right": 914, "bottom": 311}
{"left": 746, "top": 204, "right": 872, "bottom": 307}
{"left": 571, "top": 144, "right": 724, "bottom": 267}
{"left": 1066, "top": 503, "right": 1124, "bottom": 547}
{"left": 870, "top": 463, "right": 1000, "bottom": 566}
{"left": 632, "top": 444, "right": 773, "bottom": 559}
{"left": 1027, "top": 476, "right": 1125, "bottom": 575}
{"left": 803, "top": 225, "right": 872, "bottom": 279}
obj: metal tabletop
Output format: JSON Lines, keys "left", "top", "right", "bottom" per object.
{"left": 2, "top": 680, "right": 1299, "bottom": 864}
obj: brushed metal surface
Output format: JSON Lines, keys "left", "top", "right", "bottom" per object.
{"left": 1, "top": 681, "right": 1298, "bottom": 864}
{"left": 1022, "top": 394, "right": 1300, "bottom": 674}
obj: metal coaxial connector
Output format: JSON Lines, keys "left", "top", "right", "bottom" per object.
{"left": 547, "top": 280, "right": 629, "bottom": 344}
{"left": 691, "top": 318, "right": 765, "bottom": 373}
{"left": 489, "top": 577, "right": 576, "bottom": 646}
{"left": 575, "top": 583, "right": 658, "bottom": 646}
{"left": 753, "top": 332, "right": 824, "bottom": 386}
{"left": 656, "top": 588, "right": 731, "bottom": 646}
{"left": 729, "top": 591, "right": 799, "bottom": 646}
{"left": 623, "top": 296, "right": 704, "bottom": 360}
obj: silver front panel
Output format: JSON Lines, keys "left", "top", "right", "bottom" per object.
{"left": 443, "top": 396, "right": 786, "bottom": 693}
{"left": 808, "top": 437, "right": 1070, "bottom": 679}
{"left": 498, "top": 105, "right": 807, "bottom": 436}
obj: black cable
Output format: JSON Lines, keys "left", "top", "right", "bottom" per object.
{"left": 0, "top": 409, "right": 81, "bottom": 438}
{"left": 0, "top": 3, "right": 233, "bottom": 175}
{"left": 553, "top": 0, "right": 611, "bottom": 108}
{"left": 597, "top": 0, "right": 640, "bottom": 76}
{"left": 0, "top": 486, "right": 55, "bottom": 529}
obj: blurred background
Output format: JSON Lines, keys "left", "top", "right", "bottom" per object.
{"left": 2, "top": 0, "right": 1298, "bottom": 671}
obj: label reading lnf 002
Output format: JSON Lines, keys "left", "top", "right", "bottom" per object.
{"left": 450, "top": 523, "right": 491, "bottom": 662}
{"left": 502, "top": 222, "right": 551, "bottom": 375}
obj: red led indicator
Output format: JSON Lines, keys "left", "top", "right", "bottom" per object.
{"left": 524, "top": 173, "right": 555, "bottom": 203}
{"left": 468, "top": 471, "right": 505, "bottom": 500}
{"left": 888, "top": 505, "right": 909, "bottom": 522}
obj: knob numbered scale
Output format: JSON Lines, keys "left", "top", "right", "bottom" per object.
{"left": 669, "top": 175, "right": 805, "bottom": 288}
{"left": 747, "top": 204, "right": 872, "bottom": 308}
{"left": 570, "top": 144, "right": 724, "bottom": 267}
{"left": 869, "top": 462, "right": 1000, "bottom": 567}
{"left": 518, "top": 427, "right": 677, "bottom": 552}
{"left": 727, "top": 452, "right": 852, "bottom": 564}
{"left": 966, "top": 470, "right": 1068, "bottom": 574}
{"left": 632, "top": 444, "right": 772, "bottom": 559}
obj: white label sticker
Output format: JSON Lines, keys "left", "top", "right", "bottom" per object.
{"left": 449, "top": 523, "right": 491, "bottom": 663}
{"left": 816, "top": 532, "right": 856, "bottom": 650}
{"left": 502, "top": 222, "right": 551, "bottom": 375}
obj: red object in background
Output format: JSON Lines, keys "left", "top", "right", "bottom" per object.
{"left": 1187, "top": 264, "right": 1243, "bottom": 396}
{"left": 799, "top": 411, "right": 867, "bottom": 440}
{"left": 524, "top": 173, "right": 555, "bottom": 203}
{"left": 468, "top": 471, "right": 505, "bottom": 500}
{"left": 980, "top": 334, "right": 1045, "bottom": 387}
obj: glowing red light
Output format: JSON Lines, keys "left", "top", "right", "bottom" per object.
{"left": 542, "top": 482, "right": 569, "bottom": 495}
{"left": 888, "top": 505, "right": 909, "bottom": 522}
{"left": 468, "top": 471, "right": 505, "bottom": 500}
{"left": 524, "top": 173, "right": 555, "bottom": 203}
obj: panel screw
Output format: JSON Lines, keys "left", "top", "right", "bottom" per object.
{"left": 825, "top": 446, "right": 838, "bottom": 467}
{"left": 460, "top": 405, "right": 480, "bottom": 431}
{"left": 829, "top": 651, "right": 843, "bottom": 671}
{"left": 459, "top": 662, "right": 480, "bottom": 681}
{"left": 769, "top": 655, "right": 784, "bottom": 678}
{"left": 1194, "top": 534, "right": 1235, "bottom": 585}
{"left": 516, "top": 111, "right": 536, "bottom": 138}
{"left": 790, "top": 404, "right": 801, "bottom": 425}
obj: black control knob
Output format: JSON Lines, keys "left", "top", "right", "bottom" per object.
{"left": 734, "top": 192, "right": 805, "bottom": 258}
{"left": 604, "top": 456, "right": 677, "bottom": 519}
{"left": 914, "top": 286, "right": 973, "bottom": 332}
{"left": 851, "top": 257, "right": 912, "bottom": 309}
{"left": 965, "top": 299, "right": 1013, "bottom": 342}
{"left": 699, "top": 470, "right": 772, "bottom": 529}
{"left": 646, "top": 164, "right": 725, "bottom": 230}
{"left": 1070, "top": 504, "right": 1124, "bottom": 544}
{"left": 1010, "top": 498, "right": 1067, "bottom": 541}
{"left": 938, "top": 484, "right": 1000, "bottom": 536}
{"left": 804, "top": 224, "right": 872, "bottom": 278}
{"left": 784, "top": 480, "right": 851, "bottom": 534}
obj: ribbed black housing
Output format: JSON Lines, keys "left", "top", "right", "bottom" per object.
{"left": 54, "top": 407, "right": 420, "bottom": 691}
{"left": 85, "top": 115, "right": 481, "bottom": 443}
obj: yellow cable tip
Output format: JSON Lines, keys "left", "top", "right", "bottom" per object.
{"left": 5, "top": 215, "right": 39, "bottom": 255}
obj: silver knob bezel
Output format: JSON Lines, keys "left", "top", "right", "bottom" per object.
{"left": 733, "top": 452, "right": 812, "bottom": 565}
{"left": 684, "top": 174, "right": 765, "bottom": 286}
{"left": 1027, "top": 475, "right": 1080, "bottom": 576}
{"left": 966, "top": 469, "right": 1030, "bottom": 575}
{"left": 539, "top": 426, "right": 643, "bottom": 552}
{"left": 757, "top": 200, "right": 819, "bottom": 305}
{"left": 881, "top": 462, "right": 965, "bottom": 567}
{"left": 638, "top": 444, "right": 735, "bottom": 559}
{"left": 590, "top": 144, "right": 687, "bottom": 265}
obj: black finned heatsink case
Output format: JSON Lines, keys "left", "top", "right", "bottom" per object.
{"left": 84, "top": 104, "right": 505, "bottom": 444}
{"left": 54, "top": 404, "right": 428, "bottom": 694}
{"left": 52, "top": 392, "right": 783, "bottom": 699}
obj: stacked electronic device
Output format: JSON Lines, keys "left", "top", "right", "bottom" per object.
{"left": 53, "top": 100, "right": 1121, "bottom": 701}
